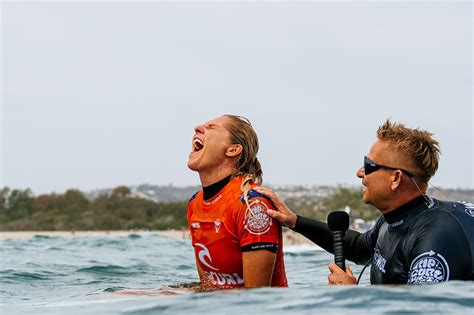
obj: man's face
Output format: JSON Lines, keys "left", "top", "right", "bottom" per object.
{"left": 356, "top": 140, "right": 395, "bottom": 208}
{"left": 187, "top": 116, "right": 233, "bottom": 173}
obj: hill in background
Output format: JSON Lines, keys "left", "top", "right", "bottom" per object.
{"left": 85, "top": 183, "right": 474, "bottom": 204}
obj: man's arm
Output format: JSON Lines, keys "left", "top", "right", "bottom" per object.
{"left": 295, "top": 215, "right": 377, "bottom": 265}
{"left": 242, "top": 250, "right": 276, "bottom": 287}
{"left": 255, "top": 186, "right": 377, "bottom": 265}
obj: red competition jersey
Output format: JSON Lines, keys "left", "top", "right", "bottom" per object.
{"left": 187, "top": 177, "right": 288, "bottom": 288}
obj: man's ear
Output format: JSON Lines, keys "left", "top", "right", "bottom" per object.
{"left": 226, "top": 144, "right": 243, "bottom": 157}
{"left": 391, "top": 170, "right": 403, "bottom": 190}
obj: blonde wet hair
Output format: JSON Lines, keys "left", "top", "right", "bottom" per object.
{"left": 223, "top": 114, "right": 263, "bottom": 211}
{"left": 377, "top": 119, "right": 440, "bottom": 187}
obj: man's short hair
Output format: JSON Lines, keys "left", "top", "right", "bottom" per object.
{"left": 377, "top": 120, "right": 440, "bottom": 185}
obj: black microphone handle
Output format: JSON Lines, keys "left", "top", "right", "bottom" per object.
{"left": 333, "top": 231, "right": 345, "bottom": 270}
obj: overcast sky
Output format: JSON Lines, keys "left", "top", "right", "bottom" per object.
{"left": 1, "top": 1, "right": 473, "bottom": 194}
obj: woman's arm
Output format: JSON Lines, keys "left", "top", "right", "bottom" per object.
{"left": 242, "top": 250, "right": 276, "bottom": 287}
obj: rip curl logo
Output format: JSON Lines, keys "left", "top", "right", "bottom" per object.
{"left": 459, "top": 201, "right": 474, "bottom": 218}
{"left": 205, "top": 271, "right": 244, "bottom": 287}
{"left": 195, "top": 243, "right": 218, "bottom": 271}
{"left": 373, "top": 248, "right": 387, "bottom": 273}
{"left": 191, "top": 222, "right": 201, "bottom": 229}
{"left": 195, "top": 243, "right": 244, "bottom": 286}
{"left": 244, "top": 199, "right": 272, "bottom": 235}
{"left": 408, "top": 250, "right": 450, "bottom": 284}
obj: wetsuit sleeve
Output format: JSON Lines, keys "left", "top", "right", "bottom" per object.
{"left": 236, "top": 196, "right": 280, "bottom": 249}
{"left": 294, "top": 215, "right": 381, "bottom": 265}
{"left": 406, "top": 213, "right": 472, "bottom": 284}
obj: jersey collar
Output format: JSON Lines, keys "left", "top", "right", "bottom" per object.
{"left": 203, "top": 175, "right": 232, "bottom": 200}
{"left": 383, "top": 195, "right": 427, "bottom": 225}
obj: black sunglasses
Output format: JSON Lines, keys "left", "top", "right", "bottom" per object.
{"left": 363, "top": 156, "right": 414, "bottom": 177}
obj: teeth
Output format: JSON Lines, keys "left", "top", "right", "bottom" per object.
{"left": 193, "top": 139, "right": 203, "bottom": 146}
{"left": 192, "top": 138, "right": 204, "bottom": 152}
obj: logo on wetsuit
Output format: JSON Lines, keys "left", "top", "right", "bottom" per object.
{"left": 373, "top": 248, "right": 387, "bottom": 273}
{"left": 408, "top": 250, "right": 450, "bottom": 284}
{"left": 244, "top": 199, "right": 272, "bottom": 235}
{"left": 459, "top": 201, "right": 474, "bottom": 218}
{"left": 195, "top": 243, "right": 244, "bottom": 286}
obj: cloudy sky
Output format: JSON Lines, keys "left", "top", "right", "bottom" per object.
{"left": 2, "top": 1, "right": 472, "bottom": 194}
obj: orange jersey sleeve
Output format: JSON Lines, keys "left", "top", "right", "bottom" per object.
{"left": 234, "top": 191, "right": 280, "bottom": 247}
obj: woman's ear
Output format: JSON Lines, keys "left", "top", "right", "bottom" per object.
{"left": 226, "top": 144, "right": 243, "bottom": 157}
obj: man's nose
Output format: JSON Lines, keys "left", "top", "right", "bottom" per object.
{"left": 356, "top": 166, "right": 365, "bottom": 179}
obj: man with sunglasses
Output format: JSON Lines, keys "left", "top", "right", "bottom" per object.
{"left": 256, "top": 120, "right": 473, "bottom": 285}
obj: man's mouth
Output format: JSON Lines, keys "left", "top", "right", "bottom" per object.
{"left": 192, "top": 138, "right": 204, "bottom": 152}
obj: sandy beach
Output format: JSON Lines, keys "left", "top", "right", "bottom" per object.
{"left": 0, "top": 229, "right": 315, "bottom": 246}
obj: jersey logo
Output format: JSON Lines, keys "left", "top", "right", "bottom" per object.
{"left": 373, "top": 248, "right": 387, "bottom": 273}
{"left": 214, "top": 221, "right": 221, "bottom": 233}
{"left": 195, "top": 244, "right": 245, "bottom": 287}
{"left": 459, "top": 201, "right": 474, "bottom": 218}
{"left": 408, "top": 250, "right": 450, "bottom": 284}
{"left": 244, "top": 199, "right": 272, "bottom": 235}
{"left": 203, "top": 194, "right": 222, "bottom": 206}
{"left": 191, "top": 222, "right": 201, "bottom": 229}
{"left": 195, "top": 243, "right": 218, "bottom": 271}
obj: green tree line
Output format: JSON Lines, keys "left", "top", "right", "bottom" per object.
{"left": 0, "top": 186, "right": 188, "bottom": 231}
{"left": 284, "top": 186, "right": 378, "bottom": 222}
{"left": 0, "top": 186, "right": 379, "bottom": 231}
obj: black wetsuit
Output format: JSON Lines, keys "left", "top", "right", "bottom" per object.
{"left": 294, "top": 195, "right": 474, "bottom": 284}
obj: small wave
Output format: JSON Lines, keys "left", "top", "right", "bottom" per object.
{"left": 101, "top": 286, "right": 126, "bottom": 293}
{"left": 2, "top": 271, "right": 52, "bottom": 281}
{"left": 77, "top": 265, "right": 131, "bottom": 276}
{"left": 88, "top": 238, "right": 131, "bottom": 250}
{"left": 284, "top": 244, "right": 321, "bottom": 253}
{"left": 32, "top": 235, "right": 60, "bottom": 240}
{"left": 47, "top": 246, "right": 63, "bottom": 251}
{"left": 128, "top": 234, "right": 142, "bottom": 239}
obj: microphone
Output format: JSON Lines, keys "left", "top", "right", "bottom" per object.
{"left": 327, "top": 211, "right": 350, "bottom": 271}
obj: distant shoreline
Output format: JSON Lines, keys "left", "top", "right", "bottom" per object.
{"left": 0, "top": 230, "right": 186, "bottom": 241}
{"left": 0, "top": 229, "right": 316, "bottom": 246}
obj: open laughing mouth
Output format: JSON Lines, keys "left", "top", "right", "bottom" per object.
{"left": 192, "top": 138, "right": 204, "bottom": 153}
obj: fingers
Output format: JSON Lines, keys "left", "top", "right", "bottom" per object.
{"left": 327, "top": 263, "right": 357, "bottom": 285}
{"left": 267, "top": 209, "right": 286, "bottom": 222}
{"left": 266, "top": 209, "right": 278, "bottom": 219}
{"left": 267, "top": 209, "right": 295, "bottom": 229}
{"left": 345, "top": 265, "right": 354, "bottom": 277}
{"left": 328, "top": 262, "right": 342, "bottom": 273}
{"left": 255, "top": 186, "right": 297, "bottom": 228}
{"left": 254, "top": 186, "right": 280, "bottom": 204}
{"left": 254, "top": 186, "right": 286, "bottom": 210}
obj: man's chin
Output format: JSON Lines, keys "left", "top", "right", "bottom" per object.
{"left": 361, "top": 191, "right": 370, "bottom": 204}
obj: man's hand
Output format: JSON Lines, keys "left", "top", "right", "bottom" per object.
{"left": 327, "top": 263, "right": 357, "bottom": 285}
{"left": 254, "top": 186, "right": 297, "bottom": 229}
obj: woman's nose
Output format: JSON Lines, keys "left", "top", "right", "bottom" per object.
{"left": 194, "top": 125, "right": 205, "bottom": 134}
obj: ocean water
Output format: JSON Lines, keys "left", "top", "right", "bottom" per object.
{"left": 1, "top": 233, "right": 472, "bottom": 314}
